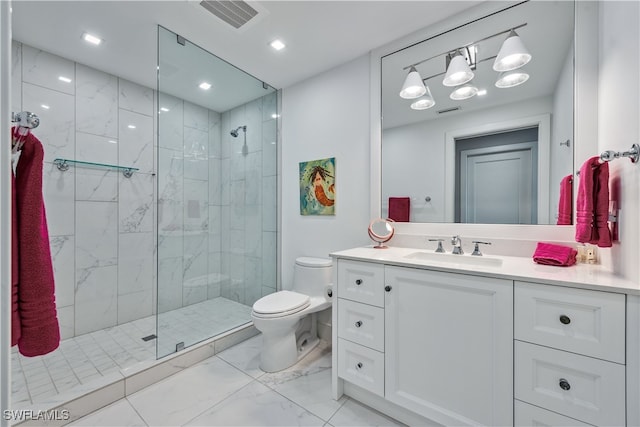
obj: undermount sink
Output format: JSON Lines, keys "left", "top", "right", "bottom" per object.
{"left": 404, "top": 251, "right": 503, "bottom": 267}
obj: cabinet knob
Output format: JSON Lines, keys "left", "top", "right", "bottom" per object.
{"left": 385, "top": 285, "right": 392, "bottom": 292}
{"left": 355, "top": 279, "right": 363, "bottom": 285}
{"left": 559, "top": 378, "right": 571, "bottom": 391}
{"left": 356, "top": 362, "right": 363, "bottom": 369}
{"left": 559, "top": 315, "right": 571, "bottom": 325}
{"left": 355, "top": 320, "right": 363, "bottom": 328}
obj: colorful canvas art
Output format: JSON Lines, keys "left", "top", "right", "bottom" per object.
{"left": 299, "top": 157, "right": 336, "bottom": 215}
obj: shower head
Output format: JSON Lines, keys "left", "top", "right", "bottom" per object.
{"left": 230, "top": 125, "right": 247, "bottom": 138}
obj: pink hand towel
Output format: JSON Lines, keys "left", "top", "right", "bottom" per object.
{"left": 556, "top": 174, "right": 573, "bottom": 225}
{"left": 388, "top": 197, "right": 410, "bottom": 222}
{"left": 533, "top": 242, "right": 577, "bottom": 267}
{"left": 575, "top": 157, "right": 612, "bottom": 247}
{"left": 14, "top": 128, "right": 60, "bottom": 357}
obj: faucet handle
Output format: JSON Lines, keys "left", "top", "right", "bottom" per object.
{"left": 471, "top": 241, "right": 491, "bottom": 256}
{"left": 428, "top": 238, "right": 446, "bottom": 253}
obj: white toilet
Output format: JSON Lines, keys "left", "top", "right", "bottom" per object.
{"left": 251, "top": 257, "right": 333, "bottom": 372}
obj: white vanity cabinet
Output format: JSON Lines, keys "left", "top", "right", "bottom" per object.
{"left": 335, "top": 259, "right": 513, "bottom": 426}
{"left": 384, "top": 266, "right": 513, "bottom": 426}
{"left": 514, "top": 281, "right": 627, "bottom": 427}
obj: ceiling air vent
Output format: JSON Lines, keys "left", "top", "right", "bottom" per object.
{"left": 199, "top": 0, "right": 259, "bottom": 29}
{"left": 437, "top": 107, "right": 461, "bottom": 115}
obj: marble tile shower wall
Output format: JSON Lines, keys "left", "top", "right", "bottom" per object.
{"left": 11, "top": 42, "right": 155, "bottom": 339}
{"left": 158, "top": 90, "right": 278, "bottom": 313}
{"left": 12, "top": 41, "right": 278, "bottom": 340}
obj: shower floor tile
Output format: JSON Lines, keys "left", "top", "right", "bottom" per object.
{"left": 11, "top": 297, "right": 252, "bottom": 409}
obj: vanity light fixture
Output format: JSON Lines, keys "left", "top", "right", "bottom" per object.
{"left": 450, "top": 84, "right": 479, "bottom": 100}
{"left": 270, "top": 39, "right": 286, "bottom": 51}
{"left": 493, "top": 29, "right": 531, "bottom": 72}
{"left": 399, "top": 66, "right": 426, "bottom": 99}
{"left": 495, "top": 69, "right": 529, "bottom": 88}
{"left": 199, "top": 82, "right": 212, "bottom": 90}
{"left": 82, "top": 32, "right": 103, "bottom": 46}
{"left": 410, "top": 86, "right": 436, "bottom": 110}
{"left": 442, "top": 50, "right": 474, "bottom": 87}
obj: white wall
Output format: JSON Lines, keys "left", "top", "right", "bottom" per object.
{"left": 281, "top": 55, "right": 371, "bottom": 289}
{"left": 382, "top": 96, "right": 553, "bottom": 223}
{"left": 598, "top": 1, "right": 640, "bottom": 282}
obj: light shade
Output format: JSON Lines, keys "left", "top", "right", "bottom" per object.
{"left": 493, "top": 30, "right": 531, "bottom": 72}
{"left": 399, "top": 66, "right": 427, "bottom": 99}
{"left": 450, "top": 84, "right": 478, "bottom": 100}
{"left": 495, "top": 69, "right": 529, "bottom": 88}
{"left": 410, "top": 87, "right": 436, "bottom": 110}
{"left": 443, "top": 52, "right": 474, "bottom": 87}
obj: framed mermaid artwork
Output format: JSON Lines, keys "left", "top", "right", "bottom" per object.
{"left": 299, "top": 157, "right": 335, "bottom": 215}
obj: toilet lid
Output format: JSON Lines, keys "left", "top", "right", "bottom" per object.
{"left": 253, "top": 290, "right": 310, "bottom": 315}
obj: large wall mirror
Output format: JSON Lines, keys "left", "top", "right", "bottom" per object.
{"left": 381, "top": 1, "right": 575, "bottom": 225}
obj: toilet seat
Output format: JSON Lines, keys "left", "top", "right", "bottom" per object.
{"left": 252, "top": 290, "right": 310, "bottom": 319}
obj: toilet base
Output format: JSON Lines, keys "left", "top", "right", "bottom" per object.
{"left": 259, "top": 330, "right": 321, "bottom": 373}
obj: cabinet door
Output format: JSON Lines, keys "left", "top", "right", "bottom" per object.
{"left": 384, "top": 266, "right": 513, "bottom": 427}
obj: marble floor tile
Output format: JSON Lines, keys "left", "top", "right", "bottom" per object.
{"left": 68, "top": 399, "right": 147, "bottom": 426}
{"left": 127, "top": 357, "right": 253, "bottom": 426}
{"left": 185, "top": 380, "right": 325, "bottom": 426}
{"left": 259, "top": 341, "right": 347, "bottom": 421}
{"left": 327, "top": 399, "right": 406, "bottom": 427}
{"left": 216, "top": 334, "right": 265, "bottom": 379}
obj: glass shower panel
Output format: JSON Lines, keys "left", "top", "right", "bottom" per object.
{"left": 157, "top": 26, "right": 277, "bottom": 358}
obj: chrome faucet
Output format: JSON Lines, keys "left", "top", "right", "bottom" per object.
{"left": 451, "top": 235, "right": 463, "bottom": 255}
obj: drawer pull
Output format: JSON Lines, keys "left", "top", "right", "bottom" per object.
{"left": 356, "top": 362, "right": 363, "bottom": 369}
{"left": 385, "top": 285, "right": 392, "bottom": 292}
{"left": 355, "top": 279, "right": 363, "bottom": 285}
{"left": 355, "top": 320, "right": 363, "bottom": 328}
{"left": 559, "top": 378, "right": 571, "bottom": 391}
{"left": 559, "top": 315, "right": 571, "bottom": 325}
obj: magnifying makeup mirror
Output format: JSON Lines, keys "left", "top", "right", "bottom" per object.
{"left": 368, "top": 218, "right": 395, "bottom": 249}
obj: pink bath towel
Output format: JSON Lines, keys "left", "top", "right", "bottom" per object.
{"left": 13, "top": 128, "right": 60, "bottom": 357}
{"left": 556, "top": 174, "right": 573, "bottom": 225}
{"left": 388, "top": 197, "right": 410, "bottom": 222}
{"left": 533, "top": 242, "right": 577, "bottom": 267}
{"left": 575, "top": 157, "right": 612, "bottom": 248}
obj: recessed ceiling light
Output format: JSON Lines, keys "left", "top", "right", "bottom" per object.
{"left": 127, "top": 124, "right": 136, "bottom": 129}
{"left": 477, "top": 89, "right": 487, "bottom": 96}
{"left": 58, "top": 76, "right": 72, "bottom": 83}
{"left": 270, "top": 39, "right": 286, "bottom": 51}
{"left": 160, "top": 107, "right": 170, "bottom": 112}
{"left": 82, "top": 32, "right": 103, "bottom": 46}
{"left": 199, "top": 82, "right": 212, "bottom": 90}
{"left": 41, "top": 104, "right": 50, "bottom": 110}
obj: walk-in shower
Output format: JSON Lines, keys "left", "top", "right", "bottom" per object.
{"left": 7, "top": 19, "right": 278, "bottom": 413}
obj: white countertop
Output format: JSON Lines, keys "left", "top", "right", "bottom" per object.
{"left": 330, "top": 246, "right": 640, "bottom": 295}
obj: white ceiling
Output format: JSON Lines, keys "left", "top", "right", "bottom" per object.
{"left": 11, "top": 0, "right": 482, "bottom": 112}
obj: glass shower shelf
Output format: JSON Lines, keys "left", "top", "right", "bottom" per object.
{"left": 53, "top": 158, "right": 139, "bottom": 178}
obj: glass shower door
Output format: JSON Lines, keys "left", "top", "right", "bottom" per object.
{"left": 157, "top": 26, "right": 277, "bottom": 358}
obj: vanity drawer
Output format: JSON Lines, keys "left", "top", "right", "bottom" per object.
{"left": 338, "top": 338, "right": 384, "bottom": 396}
{"left": 515, "top": 341, "right": 625, "bottom": 426}
{"left": 338, "top": 260, "right": 385, "bottom": 307}
{"left": 338, "top": 299, "right": 384, "bottom": 352}
{"left": 515, "top": 400, "right": 592, "bottom": 427}
{"left": 515, "top": 281, "right": 625, "bottom": 363}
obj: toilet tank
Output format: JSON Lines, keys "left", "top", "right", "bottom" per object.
{"left": 292, "top": 257, "right": 333, "bottom": 297}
